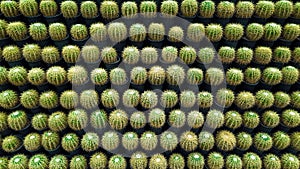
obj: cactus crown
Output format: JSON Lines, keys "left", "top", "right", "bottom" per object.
{"left": 186, "top": 68, "right": 203, "bottom": 85}
{"left": 197, "top": 91, "right": 213, "bottom": 108}
{"left": 169, "top": 154, "right": 185, "bottom": 169}
{"left": 263, "top": 23, "right": 282, "bottom": 41}
{"left": 243, "top": 111, "right": 260, "bottom": 129}
{"left": 226, "top": 155, "right": 242, "bottom": 169}
{"left": 8, "top": 154, "right": 28, "bottom": 168}
{"left": 236, "top": 47, "right": 253, "bottom": 65}
{"left": 48, "top": 111, "right": 68, "bottom": 132}
{"left": 187, "top": 153, "right": 205, "bottom": 169}
{"left": 122, "top": 89, "right": 140, "bottom": 108}
{"left": 49, "top": 23, "right": 67, "bottom": 41}
{"left": 8, "top": 66, "right": 28, "bottom": 86}
{"left": 122, "top": 132, "right": 139, "bottom": 151}
{"left": 236, "top": 132, "right": 252, "bottom": 150}
{"left": 281, "top": 154, "right": 300, "bottom": 169}
{"left": 216, "top": 1, "right": 235, "bottom": 18}
{"left": 149, "top": 108, "right": 166, "bottom": 128}
{"left": 122, "top": 46, "right": 140, "bottom": 65}
{"left": 161, "top": 46, "right": 178, "bottom": 63}
{"left": 180, "top": 0, "right": 198, "bottom": 17}
{"left": 46, "top": 66, "right": 67, "bottom": 86}
{"left": 121, "top": 1, "right": 138, "bottom": 18}
{"left": 263, "top": 154, "right": 281, "bottom": 169}
{"left": 290, "top": 132, "right": 300, "bottom": 151}
{"left": 207, "top": 152, "right": 224, "bottom": 169}
{"left": 255, "top": 90, "right": 275, "bottom": 109}
{"left": 0, "top": 90, "right": 19, "bottom": 109}
{"left": 166, "top": 64, "right": 186, "bottom": 85}
{"left": 281, "top": 66, "right": 299, "bottom": 85}
{"left": 255, "top": 1, "right": 275, "bottom": 19}
{"left": 101, "top": 89, "right": 120, "bottom": 108}
{"left": 198, "top": 47, "right": 215, "bottom": 64}
{"left": 101, "top": 47, "right": 118, "bottom": 64}
{"left": 224, "top": 23, "right": 244, "bottom": 41}
{"left": 281, "top": 109, "right": 300, "bottom": 128}
{"left": 179, "top": 131, "right": 198, "bottom": 151}
{"left": 41, "top": 130, "right": 60, "bottom": 151}
{"left": 90, "top": 152, "right": 107, "bottom": 169}
{"left": 168, "top": 26, "right": 184, "bottom": 42}
{"left": 148, "top": 66, "right": 166, "bottom": 85}
{"left": 109, "top": 155, "right": 127, "bottom": 169}
{"left": 282, "top": 24, "right": 300, "bottom": 41}
{"left": 31, "top": 113, "right": 48, "bottom": 131}
{"left": 29, "top": 23, "right": 48, "bottom": 41}
{"left": 28, "top": 67, "right": 46, "bottom": 85}
{"left": 244, "top": 67, "right": 261, "bottom": 84}
{"left": 20, "top": 89, "right": 39, "bottom": 109}
{"left": 19, "top": 0, "right": 38, "bottom": 17}
{"left": 274, "top": 0, "right": 293, "bottom": 19}
{"left": 226, "top": 68, "right": 244, "bottom": 86}
{"left": 187, "top": 23, "right": 205, "bottom": 42}
{"left": 198, "top": 131, "right": 214, "bottom": 151}
{"left": 81, "top": 45, "right": 100, "bottom": 63}
{"left": 0, "top": 0, "right": 19, "bottom": 17}
{"left": 67, "top": 66, "right": 88, "bottom": 85}
{"left": 110, "top": 68, "right": 127, "bottom": 85}
{"left": 80, "top": 90, "right": 99, "bottom": 109}
{"left": 274, "top": 91, "right": 290, "bottom": 108}
{"left": 261, "top": 110, "right": 280, "bottom": 128}
{"left": 293, "top": 47, "right": 300, "bottom": 63}
{"left": 39, "top": 91, "right": 58, "bottom": 109}
{"left": 2, "top": 45, "right": 22, "bottom": 62}
{"left": 206, "top": 109, "right": 224, "bottom": 129}
{"left": 70, "top": 24, "right": 88, "bottom": 40}
{"left": 273, "top": 131, "right": 291, "bottom": 150}
{"left": 215, "top": 130, "right": 237, "bottom": 151}
{"left": 235, "top": 1, "right": 254, "bottom": 18}
{"left": 140, "top": 91, "right": 158, "bottom": 109}
{"left": 254, "top": 46, "right": 272, "bottom": 65}
{"left": 6, "top": 22, "right": 28, "bottom": 41}
{"left": 90, "top": 23, "right": 107, "bottom": 42}
{"left": 108, "top": 22, "right": 127, "bottom": 42}
{"left": 160, "top": 131, "right": 178, "bottom": 151}
{"left": 169, "top": 110, "right": 186, "bottom": 128}
{"left": 141, "top": 131, "right": 158, "bottom": 151}
{"left": 148, "top": 23, "right": 165, "bottom": 41}
{"left": 22, "top": 44, "right": 42, "bottom": 62}
{"left": 2, "top": 135, "right": 22, "bottom": 153}
{"left": 59, "top": 90, "right": 79, "bottom": 110}
{"left": 273, "top": 47, "right": 291, "bottom": 64}
{"left": 235, "top": 91, "right": 255, "bottom": 110}
{"left": 205, "top": 24, "right": 223, "bottom": 42}
{"left": 91, "top": 68, "right": 108, "bottom": 85}
{"left": 130, "top": 111, "right": 146, "bottom": 129}
{"left": 40, "top": 0, "right": 58, "bottom": 17}
{"left": 49, "top": 155, "right": 68, "bottom": 169}
{"left": 130, "top": 67, "right": 147, "bottom": 85}
{"left": 140, "top": 47, "right": 158, "bottom": 64}
{"left": 217, "top": 46, "right": 235, "bottom": 64}
{"left": 129, "top": 23, "right": 146, "bottom": 42}
{"left": 246, "top": 23, "right": 264, "bottom": 41}
{"left": 216, "top": 88, "right": 235, "bottom": 107}
{"left": 130, "top": 152, "right": 147, "bottom": 169}
{"left": 199, "top": 0, "right": 215, "bottom": 18}
{"left": 205, "top": 67, "right": 224, "bottom": 86}
{"left": 140, "top": 1, "right": 157, "bottom": 18}
{"left": 254, "top": 132, "right": 273, "bottom": 151}
{"left": 8, "top": 110, "right": 28, "bottom": 131}
{"left": 81, "top": 132, "right": 99, "bottom": 152}
{"left": 161, "top": 0, "right": 178, "bottom": 17}
{"left": 0, "top": 19, "right": 7, "bottom": 39}
{"left": 70, "top": 155, "right": 87, "bottom": 169}
{"left": 80, "top": 1, "right": 98, "bottom": 19}
{"left": 108, "top": 109, "right": 128, "bottom": 130}
{"left": 100, "top": 1, "right": 119, "bottom": 20}
{"left": 101, "top": 131, "right": 120, "bottom": 151}
{"left": 68, "top": 109, "right": 88, "bottom": 130}
{"left": 90, "top": 109, "right": 107, "bottom": 129}
{"left": 61, "top": 0, "right": 78, "bottom": 19}
{"left": 179, "top": 46, "right": 197, "bottom": 64}
{"left": 262, "top": 67, "right": 282, "bottom": 85}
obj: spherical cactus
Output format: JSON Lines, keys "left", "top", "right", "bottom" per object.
{"left": 81, "top": 132, "right": 99, "bottom": 152}
{"left": 130, "top": 152, "right": 147, "bottom": 169}
{"left": 282, "top": 24, "right": 300, "bottom": 41}
{"left": 108, "top": 22, "right": 127, "bottom": 42}
{"left": 198, "top": 131, "right": 214, "bottom": 152}
{"left": 48, "top": 111, "right": 68, "bottom": 132}
{"left": 180, "top": 131, "right": 198, "bottom": 152}
{"left": 70, "top": 24, "right": 88, "bottom": 41}
{"left": 46, "top": 66, "right": 67, "bottom": 86}
{"left": 179, "top": 46, "right": 196, "bottom": 65}
{"left": 245, "top": 23, "right": 264, "bottom": 41}
{"left": 180, "top": 90, "right": 196, "bottom": 108}
{"left": 91, "top": 68, "right": 108, "bottom": 85}
{"left": 255, "top": 1, "right": 275, "bottom": 19}
{"left": 168, "top": 26, "right": 184, "bottom": 43}
{"left": 68, "top": 109, "right": 88, "bottom": 131}
{"left": 80, "top": 90, "right": 99, "bottom": 110}
{"left": 122, "top": 132, "right": 138, "bottom": 151}
{"left": 28, "top": 68, "right": 46, "bottom": 86}
{"left": 90, "top": 23, "right": 107, "bottom": 42}
{"left": 31, "top": 113, "right": 48, "bottom": 131}
{"left": 254, "top": 132, "right": 273, "bottom": 151}
{"left": 81, "top": 45, "right": 100, "bottom": 63}
{"left": 109, "top": 155, "right": 127, "bottom": 169}
{"left": 0, "top": 112, "right": 8, "bottom": 132}
{"left": 199, "top": 0, "right": 215, "bottom": 18}
{"left": 129, "top": 23, "right": 146, "bottom": 42}
{"left": 0, "top": 0, "right": 19, "bottom": 17}
{"left": 281, "top": 66, "right": 299, "bottom": 85}
{"left": 41, "top": 130, "right": 60, "bottom": 151}
{"left": 236, "top": 132, "right": 252, "bottom": 151}
{"left": 255, "top": 90, "right": 274, "bottom": 109}
{"left": 290, "top": 132, "right": 300, "bottom": 151}
{"left": 160, "top": 131, "right": 178, "bottom": 152}
{"left": 90, "top": 109, "right": 108, "bottom": 129}
{"left": 22, "top": 44, "right": 41, "bottom": 63}
{"left": 61, "top": 133, "right": 79, "bottom": 152}
{"left": 148, "top": 23, "right": 165, "bottom": 42}
{"left": 261, "top": 67, "right": 282, "bottom": 85}
{"left": 169, "top": 110, "right": 186, "bottom": 128}
{"left": 141, "top": 131, "right": 158, "bottom": 151}
{"left": 62, "top": 45, "right": 80, "bottom": 64}
{"left": 20, "top": 89, "right": 39, "bottom": 109}
{"left": 101, "top": 89, "right": 120, "bottom": 108}
{"left": 205, "top": 67, "right": 224, "bottom": 86}
{"left": 272, "top": 131, "right": 290, "bottom": 150}
{"left": 263, "top": 154, "right": 281, "bottom": 169}
{"left": 130, "top": 67, "right": 147, "bottom": 85}
{"left": 60, "top": 90, "right": 79, "bottom": 109}
{"left": 148, "top": 66, "right": 166, "bottom": 85}
{"left": 100, "top": 1, "right": 119, "bottom": 20}
{"left": 122, "top": 89, "right": 140, "bottom": 108}
{"left": 101, "top": 131, "right": 120, "bottom": 151}
{"left": 198, "top": 47, "right": 215, "bottom": 65}
{"left": 261, "top": 110, "right": 280, "bottom": 128}
{"left": 187, "top": 153, "right": 205, "bottom": 169}
{"left": 80, "top": 1, "right": 98, "bottom": 19}
{"left": 148, "top": 108, "right": 166, "bottom": 129}
{"left": 224, "top": 23, "right": 244, "bottom": 41}
{"left": 2, "top": 45, "right": 22, "bottom": 63}
{"left": 235, "top": 91, "right": 255, "bottom": 110}
{"left": 130, "top": 111, "right": 146, "bottom": 130}
{"left": 140, "top": 1, "right": 157, "bottom": 18}
{"left": 8, "top": 66, "right": 28, "bottom": 86}
{"left": 186, "top": 111, "right": 203, "bottom": 129}
{"left": 70, "top": 155, "right": 87, "bottom": 169}
{"left": 292, "top": 2, "right": 300, "bottom": 19}
{"left": 24, "top": 133, "right": 41, "bottom": 152}
{"left": 291, "top": 91, "right": 300, "bottom": 109}
{"left": 216, "top": 1, "right": 235, "bottom": 18}
{"left": 273, "top": 47, "right": 291, "bottom": 64}
{"left": 109, "top": 109, "right": 128, "bottom": 130}
{"left": 243, "top": 111, "right": 260, "bottom": 129}
{"left": 121, "top": 1, "right": 138, "bottom": 18}
{"left": 243, "top": 153, "right": 262, "bottom": 169}
{"left": 224, "top": 111, "right": 242, "bottom": 129}
{"left": 49, "top": 23, "right": 67, "bottom": 41}
{"left": 254, "top": 46, "right": 272, "bottom": 65}
{"left": 2, "top": 135, "right": 21, "bottom": 153}
{"left": 187, "top": 23, "right": 205, "bottom": 42}
{"left": 215, "top": 130, "right": 236, "bottom": 151}
{"left": 8, "top": 110, "right": 28, "bottom": 131}
{"left": 49, "top": 155, "right": 68, "bottom": 169}
{"left": 19, "top": 0, "right": 38, "bottom": 17}
{"left": 0, "top": 157, "right": 8, "bottom": 169}
{"left": 8, "top": 154, "right": 28, "bottom": 169}
{"left": 226, "top": 68, "right": 244, "bottom": 86}
{"left": 161, "top": 0, "right": 178, "bottom": 17}
{"left": 141, "top": 47, "right": 158, "bottom": 65}
{"left": 217, "top": 46, "right": 235, "bottom": 64}
{"left": 205, "top": 24, "right": 223, "bottom": 42}
{"left": 0, "top": 90, "right": 19, "bottom": 109}
{"left": 39, "top": 91, "right": 58, "bottom": 109}
{"left": 6, "top": 22, "right": 28, "bottom": 41}
{"left": 226, "top": 155, "right": 243, "bottom": 169}
{"left": 110, "top": 68, "right": 127, "bottom": 86}
{"left": 41, "top": 46, "right": 60, "bottom": 64}
{"left": 244, "top": 67, "right": 261, "bottom": 84}
{"left": 274, "top": 91, "right": 290, "bottom": 109}
{"left": 235, "top": 1, "right": 254, "bottom": 18}
{"left": 122, "top": 46, "right": 139, "bottom": 65}
{"left": 274, "top": 0, "right": 293, "bottom": 19}
{"left": 67, "top": 66, "right": 88, "bottom": 85}
{"left": 281, "top": 109, "right": 300, "bottom": 128}
{"left": 168, "top": 153, "right": 185, "bottom": 169}
{"left": 140, "top": 91, "right": 158, "bottom": 109}
{"left": 263, "top": 23, "right": 282, "bottom": 41}
{"left": 197, "top": 91, "right": 213, "bottom": 109}
{"left": 0, "top": 66, "right": 7, "bottom": 85}
{"left": 161, "top": 90, "right": 178, "bottom": 108}
{"left": 101, "top": 47, "right": 118, "bottom": 64}
{"left": 89, "top": 152, "right": 107, "bottom": 169}
{"left": 235, "top": 47, "right": 253, "bottom": 65}
{"left": 207, "top": 152, "right": 224, "bottom": 169}
{"left": 281, "top": 153, "right": 299, "bottom": 169}
{"left": 61, "top": 0, "right": 78, "bottom": 19}
{"left": 149, "top": 154, "right": 167, "bottom": 169}
{"left": 39, "top": 0, "right": 58, "bottom": 17}
{"left": 215, "top": 88, "right": 234, "bottom": 108}
{"left": 180, "top": 0, "right": 198, "bottom": 17}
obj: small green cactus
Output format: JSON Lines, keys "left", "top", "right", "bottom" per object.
{"left": 80, "top": 1, "right": 98, "bottom": 19}
{"left": 8, "top": 110, "right": 28, "bottom": 131}
{"left": 206, "top": 109, "right": 224, "bottom": 129}
{"left": 274, "top": 91, "right": 290, "bottom": 108}
{"left": 168, "top": 154, "right": 185, "bottom": 169}
{"left": 273, "top": 47, "right": 291, "bottom": 64}
{"left": 281, "top": 153, "right": 299, "bottom": 169}
{"left": 19, "top": 0, "right": 38, "bottom": 17}
{"left": 70, "top": 24, "right": 88, "bottom": 40}
{"left": 31, "top": 113, "right": 48, "bottom": 131}
{"left": 216, "top": 88, "right": 235, "bottom": 107}
{"left": 122, "top": 89, "right": 140, "bottom": 108}
{"left": 61, "top": 133, "right": 80, "bottom": 152}
{"left": 0, "top": 90, "right": 19, "bottom": 109}
{"left": 122, "top": 132, "right": 138, "bottom": 151}
{"left": 0, "top": 157, "right": 8, "bottom": 169}
{"left": 8, "top": 154, "right": 28, "bottom": 169}
{"left": 60, "top": 90, "right": 79, "bottom": 109}
{"left": 282, "top": 24, "right": 300, "bottom": 41}
{"left": 27, "top": 68, "right": 46, "bottom": 86}
{"left": 39, "top": 91, "right": 58, "bottom": 109}
{"left": 67, "top": 66, "right": 88, "bottom": 85}
{"left": 70, "top": 155, "right": 87, "bottom": 169}
{"left": 100, "top": 1, "right": 119, "bottom": 20}
{"left": 149, "top": 108, "right": 166, "bottom": 129}
{"left": 207, "top": 152, "right": 224, "bottom": 169}
{"left": 236, "top": 132, "right": 252, "bottom": 150}
{"left": 41, "top": 130, "right": 60, "bottom": 151}
{"left": 28, "top": 154, "right": 48, "bottom": 169}
{"left": 205, "top": 67, "right": 224, "bottom": 86}
{"left": 148, "top": 23, "right": 165, "bottom": 41}
{"left": 216, "top": 1, "right": 235, "bottom": 18}
{"left": 101, "top": 131, "right": 120, "bottom": 151}
{"left": 121, "top": 1, "right": 138, "bottom": 18}
{"left": 110, "top": 68, "right": 127, "bottom": 86}
{"left": 39, "top": 0, "right": 58, "bottom": 17}
{"left": 169, "top": 110, "right": 186, "bottom": 128}
{"left": 226, "top": 155, "right": 243, "bottom": 169}
{"left": 49, "top": 23, "right": 67, "bottom": 41}
{"left": 160, "top": 131, "right": 178, "bottom": 152}
{"left": 166, "top": 64, "right": 185, "bottom": 85}
{"left": 245, "top": 23, "right": 264, "bottom": 41}
{"left": 61, "top": 0, "right": 78, "bottom": 19}
{"left": 41, "top": 46, "right": 61, "bottom": 64}
{"left": 101, "top": 47, "right": 118, "bottom": 64}
{"left": 291, "top": 91, "right": 300, "bottom": 109}
{"left": 68, "top": 109, "right": 88, "bottom": 131}
{"left": 198, "top": 131, "right": 215, "bottom": 151}
{"left": 81, "top": 45, "right": 100, "bottom": 63}
{"left": 108, "top": 22, "right": 128, "bottom": 44}
{"left": 101, "top": 89, "right": 120, "bottom": 108}
{"left": 243, "top": 111, "right": 260, "bottom": 129}
{"left": 243, "top": 152, "right": 262, "bottom": 169}
{"left": 91, "top": 68, "right": 108, "bottom": 85}
{"left": 7, "top": 23, "right": 27, "bottom": 40}
{"left": 0, "top": 112, "right": 8, "bottom": 132}
{"left": 0, "top": 0, "right": 19, "bottom": 17}
{"left": 0, "top": 67, "right": 7, "bottom": 85}
{"left": 217, "top": 46, "right": 235, "bottom": 64}
{"left": 161, "top": 90, "right": 178, "bottom": 108}
{"left": 148, "top": 66, "right": 166, "bottom": 85}
{"left": 235, "top": 1, "right": 254, "bottom": 18}
{"left": 293, "top": 47, "right": 300, "bottom": 64}
{"left": 2, "top": 135, "right": 21, "bottom": 153}
{"left": 187, "top": 23, "right": 205, "bottom": 42}
{"left": 261, "top": 67, "right": 282, "bottom": 85}
{"left": 140, "top": 47, "right": 158, "bottom": 64}
{"left": 90, "top": 23, "right": 107, "bottom": 42}
{"left": 255, "top": 1, "right": 275, "bottom": 19}
{"left": 131, "top": 67, "right": 147, "bottom": 85}
{"left": 224, "top": 23, "right": 244, "bottom": 41}
{"left": 226, "top": 68, "right": 244, "bottom": 86}
{"left": 179, "top": 46, "right": 196, "bottom": 64}
{"left": 122, "top": 46, "right": 140, "bottom": 65}
{"left": 254, "top": 46, "right": 272, "bottom": 65}
{"left": 89, "top": 152, "right": 107, "bottom": 169}
{"left": 224, "top": 111, "right": 242, "bottom": 129}
{"left": 168, "top": 26, "right": 184, "bottom": 42}
{"left": 236, "top": 47, "right": 253, "bottom": 65}
{"left": 261, "top": 110, "right": 280, "bottom": 128}
{"left": 8, "top": 66, "right": 28, "bottom": 86}
{"left": 20, "top": 89, "right": 39, "bottom": 109}
{"left": 186, "top": 110, "right": 204, "bottom": 129}
{"left": 81, "top": 132, "right": 99, "bottom": 152}
{"left": 235, "top": 91, "right": 255, "bottom": 110}
{"left": 255, "top": 90, "right": 274, "bottom": 109}
{"left": 90, "top": 109, "right": 107, "bottom": 129}
{"left": 281, "top": 66, "right": 299, "bottom": 85}
{"left": 274, "top": 0, "right": 293, "bottom": 19}
{"left": 198, "top": 47, "right": 215, "bottom": 64}
{"left": 149, "top": 154, "right": 167, "bottom": 169}
{"left": 22, "top": 44, "right": 41, "bottom": 62}
{"left": 205, "top": 24, "right": 223, "bottom": 42}
{"left": 2, "top": 45, "right": 22, "bottom": 62}
{"left": 281, "top": 109, "right": 300, "bottom": 128}
{"left": 263, "top": 23, "right": 282, "bottom": 41}
{"left": 24, "top": 133, "right": 41, "bottom": 152}
{"left": 290, "top": 132, "right": 300, "bottom": 151}
{"left": 254, "top": 132, "right": 273, "bottom": 151}
{"left": 109, "top": 109, "right": 128, "bottom": 130}
{"left": 215, "top": 130, "right": 236, "bottom": 151}
{"left": 62, "top": 45, "right": 80, "bottom": 64}
{"left": 180, "top": 90, "right": 196, "bottom": 108}
{"left": 130, "top": 111, "right": 146, "bottom": 130}
{"left": 273, "top": 131, "right": 290, "bottom": 150}
{"left": 130, "top": 152, "right": 147, "bottom": 169}
{"left": 129, "top": 23, "right": 146, "bottom": 42}
{"left": 180, "top": 0, "right": 198, "bottom": 17}
{"left": 49, "top": 155, "right": 68, "bottom": 169}
{"left": 140, "top": 1, "right": 157, "bottom": 18}
{"left": 244, "top": 67, "right": 261, "bottom": 84}
{"left": 197, "top": 91, "right": 213, "bottom": 108}
{"left": 80, "top": 90, "right": 99, "bottom": 109}
{"left": 109, "top": 155, "right": 127, "bottom": 169}
{"left": 263, "top": 154, "right": 281, "bottom": 169}
{"left": 199, "top": 0, "right": 215, "bottom": 18}
{"left": 161, "top": 0, "right": 178, "bottom": 17}
{"left": 140, "top": 131, "right": 158, "bottom": 151}
{"left": 46, "top": 66, "right": 67, "bottom": 86}
{"left": 140, "top": 91, "right": 158, "bottom": 109}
